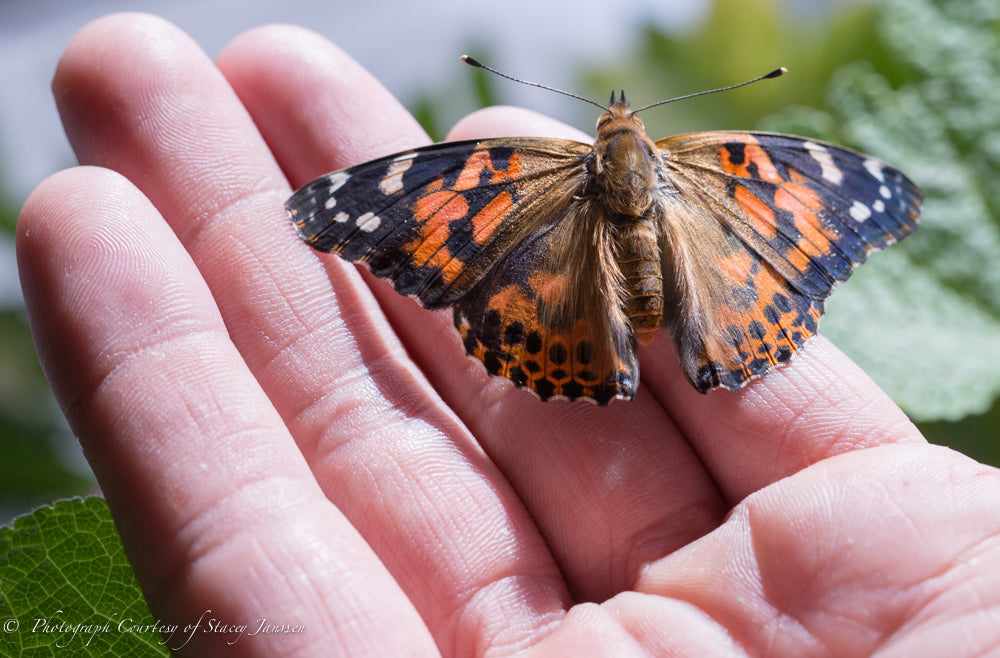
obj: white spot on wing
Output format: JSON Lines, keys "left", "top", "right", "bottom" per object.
{"left": 357, "top": 212, "right": 381, "bottom": 232}
{"left": 326, "top": 171, "right": 350, "bottom": 192}
{"left": 850, "top": 201, "right": 871, "bottom": 222}
{"left": 804, "top": 141, "right": 844, "bottom": 185}
{"left": 873, "top": 200, "right": 885, "bottom": 213}
{"left": 334, "top": 211, "right": 349, "bottom": 223}
{"left": 324, "top": 196, "right": 337, "bottom": 209}
{"left": 864, "top": 158, "right": 886, "bottom": 182}
{"left": 379, "top": 158, "right": 413, "bottom": 195}
{"left": 880, "top": 185, "right": 892, "bottom": 199}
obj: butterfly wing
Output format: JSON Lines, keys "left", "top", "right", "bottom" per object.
{"left": 287, "top": 138, "right": 638, "bottom": 402}
{"left": 654, "top": 131, "right": 922, "bottom": 391}
{"left": 288, "top": 138, "right": 588, "bottom": 307}
{"left": 455, "top": 201, "right": 640, "bottom": 404}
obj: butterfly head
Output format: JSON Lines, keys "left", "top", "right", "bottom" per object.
{"left": 597, "top": 90, "right": 645, "bottom": 133}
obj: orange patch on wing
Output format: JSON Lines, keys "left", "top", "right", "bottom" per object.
{"left": 780, "top": 180, "right": 823, "bottom": 210}
{"left": 734, "top": 186, "right": 779, "bottom": 239}
{"left": 459, "top": 281, "right": 629, "bottom": 400}
{"left": 484, "top": 283, "right": 537, "bottom": 377}
{"left": 454, "top": 151, "right": 491, "bottom": 191}
{"left": 774, "top": 184, "right": 833, "bottom": 260}
{"left": 732, "top": 264, "right": 824, "bottom": 370}
{"left": 785, "top": 244, "right": 814, "bottom": 272}
{"left": 454, "top": 149, "right": 525, "bottom": 192}
{"left": 721, "top": 143, "right": 783, "bottom": 184}
{"left": 716, "top": 250, "right": 754, "bottom": 282}
{"left": 428, "top": 247, "right": 464, "bottom": 285}
{"left": 746, "top": 145, "right": 783, "bottom": 183}
{"left": 436, "top": 195, "right": 471, "bottom": 224}
{"left": 407, "top": 188, "right": 470, "bottom": 278}
{"left": 413, "top": 188, "right": 452, "bottom": 221}
{"left": 413, "top": 191, "right": 469, "bottom": 224}
{"left": 470, "top": 191, "right": 513, "bottom": 244}
{"left": 530, "top": 270, "right": 569, "bottom": 308}
{"left": 486, "top": 283, "right": 536, "bottom": 327}
{"left": 489, "top": 151, "right": 524, "bottom": 183}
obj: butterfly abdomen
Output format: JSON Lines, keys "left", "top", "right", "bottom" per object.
{"left": 618, "top": 221, "right": 663, "bottom": 345}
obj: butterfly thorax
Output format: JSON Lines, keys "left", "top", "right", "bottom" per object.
{"left": 589, "top": 100, "right": 662, "bottom": 218}
{"left": 587, "top": 97, "right": 665, "bottom": 345}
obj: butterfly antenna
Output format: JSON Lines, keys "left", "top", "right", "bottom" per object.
{"left": 632, "top": 67, "right": 788, "bottom": 114}
{"left": 461, "top": 55, "right": 609, "bottom": 112}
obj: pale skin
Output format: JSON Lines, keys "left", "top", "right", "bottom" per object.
{"left": 16, "top": 13, "right": 1000, "bottom": 657}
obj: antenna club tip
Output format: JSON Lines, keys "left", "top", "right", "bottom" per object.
{"left": 766, "top": 67, "right": 788, "bottom": 79}
{"left": 460, "top": 55, "right": 483, "bottom": 68}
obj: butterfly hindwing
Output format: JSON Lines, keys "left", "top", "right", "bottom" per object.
{"left": 454, "top": 203, "right": 640, "bottom": 403}
{"left": 655, "top": 132, "right": 921, "bottom": 391}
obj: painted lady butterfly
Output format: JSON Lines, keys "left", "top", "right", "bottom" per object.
{"left": 286, "top": 58, "right": 921, "bottom": 404}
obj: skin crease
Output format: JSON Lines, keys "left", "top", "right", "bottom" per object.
{"left": 15, "top": 12, "right": 1000, "bottom": 657}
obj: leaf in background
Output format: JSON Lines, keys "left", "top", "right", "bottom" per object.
{"left": 0, "top": 497, "right": 169, "bottom": 657}
{"left": 761, "top": 0, "right": 1000, "bottom": 422}
{"left": 581, "top": 0, "right": 888, "bottom": 140}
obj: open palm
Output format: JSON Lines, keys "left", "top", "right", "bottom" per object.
{"left": 17, "top": 14, "right": 1000, "bottom": 657}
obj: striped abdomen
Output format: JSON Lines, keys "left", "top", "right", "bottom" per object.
{"left": 619, "top": 221, "right": 663, "bottom": 345}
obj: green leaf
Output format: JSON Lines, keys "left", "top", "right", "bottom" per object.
{"left": 0, "top": 497, "right": 168, "bottom": 657}
{"left": 762, "top": 0, "right": 1000, "bottom": 421}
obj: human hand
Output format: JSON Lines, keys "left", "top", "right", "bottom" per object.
{"left": 17, "top": 13, "right": 1000, "bottom": 656}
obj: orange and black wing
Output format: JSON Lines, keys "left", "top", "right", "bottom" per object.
{"left": 655, "top": 131, "right": 921, "bottom": 392}
{"left": 287, "top": 138, "right": 639, "bottom": 402}
{"left": 288, "top": 138, "right": 583, "bottom": 306}
{"left": 454, "top": 202, "right": 640, "bottom": 404}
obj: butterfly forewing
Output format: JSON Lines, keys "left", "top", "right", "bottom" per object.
{"left": 287, "top": 138, "right": 590, "bottom": 308}
{"left": 658, "top": 132, "right": 921, "bottom": 299}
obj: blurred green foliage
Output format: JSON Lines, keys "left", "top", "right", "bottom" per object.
{"left": 0, "top": 197, "right": 93, "bottom": 526}
{"left": 581, "top": 0, "right": 900, "bottom": 137}
{"left": 0, "top": 310, "right": 90, "bottom": 497}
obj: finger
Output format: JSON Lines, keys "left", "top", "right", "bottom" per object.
{"left": 53, "top": 15, "right": 565, "bottom": 652}
{"left": 641, "top": 333, "right": 925, "bottom": 501}
{"left": 447, "top": 105, "right": 592, "bottom": 142}
{"left": 17, "top": 166, "right": 433, "bottom": 655}
{"left": 636, "top": 444, "right": 1000, "bottom": 655}
{"left": 243, "top": 29, "right": 731, "bottom": 602}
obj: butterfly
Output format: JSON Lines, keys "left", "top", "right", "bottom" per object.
{"left": 286, "top": 58, "right": 922, "bottom": 404}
